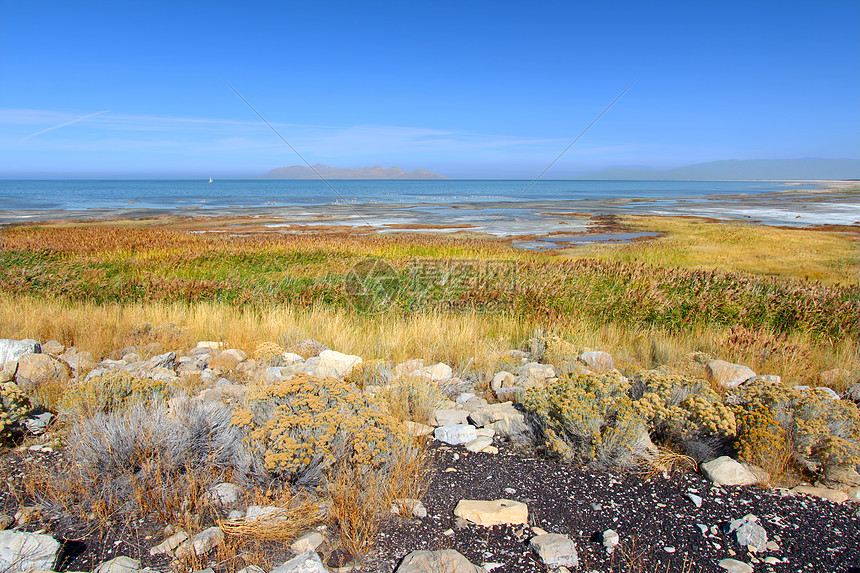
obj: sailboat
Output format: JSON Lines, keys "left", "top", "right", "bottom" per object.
{"left": 208, "top": 177, "right": 213, "bottom": 183}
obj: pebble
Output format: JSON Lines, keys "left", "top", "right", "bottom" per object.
{"left": 717, "top": 558, "right": 754, "bottom": 573}
{"left": 664, "top": 547, "right": 676, "bottom": 553}
{"left": 686, "top": 493, "right": 703, "bottom": 508}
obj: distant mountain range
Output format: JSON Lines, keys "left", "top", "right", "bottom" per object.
{"left": 581, "top": 159, "right": 860, "bottom": 181}
{"left": 261, "top": 164, "right": 447, "bottom": 179}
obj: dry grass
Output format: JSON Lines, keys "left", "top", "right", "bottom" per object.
{"left": 561, "top": 215, "right": 859, "bottom": 285}
{"left": 639, "top": 448, "right": 698, "bottom": 482}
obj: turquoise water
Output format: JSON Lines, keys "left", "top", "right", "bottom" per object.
{"left": 0, "top": 179, "right": 818, "bottom": 211}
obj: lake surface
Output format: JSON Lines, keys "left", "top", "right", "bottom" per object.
{"left": 0, "top": 179, "right": 820, "bottom": 211}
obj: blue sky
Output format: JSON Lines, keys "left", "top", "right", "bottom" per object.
{"left": 1, "top": 1, "right": 858, "bottom": 178}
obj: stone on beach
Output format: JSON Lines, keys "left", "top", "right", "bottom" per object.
{"left": 530, "top": 533, "right": 579, "bottom": 568}
{"left": 395, "top": 550, "right": 480, "bottom": 573}
{"left": 706, "top": 360, "right": 755, "bottom": 388}
{"left": 717, "top": 558, "right": 753, "bottom": 573}
{"left": 701, "top": 456, "right": 758, "bottom": 486}
{"left": 453, "top": 499, "right": 528, "bottom": 526}
{"left": 434, "top": 424, "right": 478, "bottom": 445}
{"left": 0, "top": 530, "right": 60, "bottom": 573}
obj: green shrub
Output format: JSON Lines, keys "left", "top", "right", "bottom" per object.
{"left": 232, "top": 373, "right": 414, "bottom": 485}
{"left": 523, "top": 371, "right": 652, "bottom": 468}
{"left": 1, "top": 382, "right": 31, "bottom": 444}
{"left": 61, "top": 370, "right": 167, "bottom": 419}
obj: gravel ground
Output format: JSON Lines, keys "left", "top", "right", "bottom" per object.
{"left": 367, "top": 442, "right": 860, "bottom": 573}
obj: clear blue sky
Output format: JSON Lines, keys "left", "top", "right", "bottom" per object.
{"left": 1, "top": 0, "right": 858, "bottom": 178}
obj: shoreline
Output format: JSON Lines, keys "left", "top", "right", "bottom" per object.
{"left": 1, "top": 182, "right": 858, "bottom": 236}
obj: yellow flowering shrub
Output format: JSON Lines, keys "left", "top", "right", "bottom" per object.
{"left": 1, "top": 382, "right": 31, "bottom": 443}
{"left": 523, "top": 371, "right": 652, "bottom": 467}
{"left": 61, "top": 370, "right": 167, "bottom": 419}
{"left": 232, "top": 373, "right": 414, "bottom": 484}
{"left": 734, "top": 379, "right": 860, "bottom": 477}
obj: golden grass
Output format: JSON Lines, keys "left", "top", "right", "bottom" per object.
{"left": 2, "top": 294, "right": 856, "bottom": 388}
{"left": 560, "top": 215, "right": 859, "bottom": 285}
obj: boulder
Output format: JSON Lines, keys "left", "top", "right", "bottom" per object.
{"left": 149, "top": 530, "right": 190, "bottom": 556}
{"left": 291, "top": 338, "right": 329, "bottom": 359}
{"left": 464, "top": 437, "right": 493, "bottom": 452}
{"left": 59, "top": 350, "right": 96, "bottom": 373}
{"left": 517, "top": 362, "right": 556, "bottom": 388}
{"left": 205, "top": 482, "right": 243, "bottom": 506}
{"left": 174, "top": 527, "right": 224, "bottom": 559}
{"left": 289, "top": 532, "right": 324, "bottom": 554}
{"left": 39, "top": 340, "right": 64, "bottom": 355}
{"left": 271, "top": 551, "right": 327, "bottom": 573}
{"left": 94, "top": 556, "right": 140, "bottom": 573}
{"left": 395, "top": 550, "right": 480, "bottom": 573}
{"left": 706, "top": 360, "right": 755, "bottom": 388}
{"left": 577, "top": 351, "right": 614, "bottom": 373}
{"left": 490, "top": 371, "right": 516, "bottom": 391}
{"left": 14, "top": 353, "right": 71, "bottom": 389}
{"left": 408, "top": 362, "right": 453, "bottom": 382}
{"left": 530, "top": 533, "right": 579, "bottom": 568}
{"left": 0, "top": 530, "right": 60, "bottom": 573}
{"left": 315, "top": 349, "right": 362, "bottom": 378}
{"left": 453, "top": 499, "right": 528, "bottom": 526}
{"left": 434, "top": 424, "right": 478, "bottom": 446}
{"left": 432, "top": 409, "right": 468, "bottom": 427}
{"left": 701, "top": 456, "right": 758, "bottom": 486}
{"left": 208, "top": 349, "right": 247, "bottom": 370}
{"left": 0, "top": 339, "right": 40, "bottom": 364}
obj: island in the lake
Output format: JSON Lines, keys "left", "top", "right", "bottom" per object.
{"left": 260, "top": 164, "right": 448, "bottom": 179}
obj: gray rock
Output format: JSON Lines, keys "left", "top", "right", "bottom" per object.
{"left": 149, "top": 530, "right": 189, "bottom": 556}
{"left": 434, "top": 424, "right": 478, "bottom": 445}
{"left": 717, "top": 558, "right": 753, "bottom": 573}
{"left": 146, "top": 351, "right": 176, "bottom": 370}
{"left": 0, "top": 530, "right": 60, "bottom": 573}
{"left": 577, "top": 350, "right": 614, "bottom": 373}
{"left": 395, "top": 549, "right": 480, "bottom": 573}
{"left": 733, "top": 521, "right": 767, "bottom": 551}
{"left": 271, "top": 551, "right": 327, "bottom": 573}
{"left": 686, "top": 493, "right": 703, "bottom": 508}
{"left": 0, "top": 339, "right": 40, "bottom": 364}
{"left": 94, "top": 556, "right": 140, "bottom": 573}
{"left": 174, "top": 527, "right": 223, "bottom": 558}
{"left": 602, "top": 529, "right": 620, "bottom": 552}
{"left": 205, "top": 482, "right": 243, "bottom": 506}
{"left": 530, "top": 533, "right": 579, "bottom": 568}
{"left": 23, "top": 412, "right": 54, "bottom": 435}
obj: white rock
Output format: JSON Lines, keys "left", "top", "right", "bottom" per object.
{"left": 94, "top": 556, "right": 140, "bottom": 573}
{"left": 395, "top": 550, "right": 480, "bottom": 573}
{"left": 271, "top": 551, "right": 327, "bottom": 573}
{"left": 701, "top": 456, "right": 758, "bottom": 486}
{"left": 717, "top": 558, "right": 753, "bottom": 573}
{"left": 205, "top": 482, "right": 243, "bottom": 506}
{"left": 0, "top": 339, "right": 40, "bottom": 364}
{"left": 409, "top": 362, "right": 453, "bottom": 382}
{"left": 289, "top": 532, "right": 324, "bottom": 554}
{"left": 196, "top": 341, "right": 224, "bottom": 350}
{"left": 530, "top": 533, "right": 579, "bottom": 568}
{"left": 0, "top": 530, "right": 60, "bottom": 573}
{"left": 602, "top": 529, "right": 620, "bottom": 552}
{"left": 686, "top": 493, "right": 703, "bottom": 507}
{"left": 577, "top": 351, "right": 614, "bottom": 372}
{"left": 282, "top": 352, "right": 304, "bottom": 364}
{"left": 706, "top": 360, "right": 755, "bottom": 388}
{"left": 434, "top": 424, "right": 478, "bottom": 445}
{"left": 315, "top": 349, "right": 362, "bottom": 378}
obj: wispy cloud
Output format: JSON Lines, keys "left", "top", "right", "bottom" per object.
{"left": 19, "top": 110, "right": 111, "bottom": 141}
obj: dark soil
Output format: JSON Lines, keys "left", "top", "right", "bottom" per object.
{"left": 367, "top": 442, "right": 860, "bottom": 573}
{"left": 3, "top": 442, "right": 859, "bottom": 573}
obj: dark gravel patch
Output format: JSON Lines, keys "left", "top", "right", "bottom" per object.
{"left": 368, "top": 442, "right": 860, "bottom": 573}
